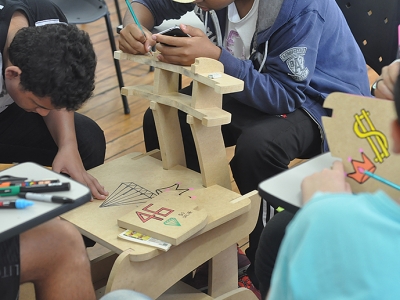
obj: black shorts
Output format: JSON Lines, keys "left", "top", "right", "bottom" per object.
{"left": 0, "top": 235, "right": 20, "bottom": 300}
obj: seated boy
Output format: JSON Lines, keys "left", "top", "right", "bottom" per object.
{"left": 255, "top": 60, "right": 400, "bottom": 299}
{"left": 266, "top": 68, "right": 400, "bottom": 299}
{"left": 0, "top": 0, "right": 108, "bottom": 200}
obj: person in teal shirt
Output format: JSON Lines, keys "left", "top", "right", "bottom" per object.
{"left": 267, "top": 71, "right": 400, "bottom": 299}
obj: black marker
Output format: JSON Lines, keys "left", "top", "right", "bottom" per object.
{"left": 0, "top": 182, "right": 70, "bottom": 197}
{"left": 18, "top": 192, "right": 74, "bottom": 204}
{"left": 20, "top": 182, "right": 70, "bottom": 193}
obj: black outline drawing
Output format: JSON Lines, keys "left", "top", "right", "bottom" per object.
{"left": 100, "top": 182, "right": 191, "bottom": 207}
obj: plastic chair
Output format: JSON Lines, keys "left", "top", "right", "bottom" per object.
{"left": 113, "top": 0, "right": 123, "bottom": 25}
{"left": 51, "top": 0, "right": 130, "bottom": 114}
{"left": 335, "top": 0, "right": 400, "bottom": 75}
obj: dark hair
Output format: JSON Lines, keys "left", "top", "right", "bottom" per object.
{"left": 395, "top": 70, "right": 400, "bottom": 123}
{"left": 8, "top": 24, "right": 96, "bottom": 110}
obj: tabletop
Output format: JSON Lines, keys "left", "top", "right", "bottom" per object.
{"left": 258, "top": 152, "right": 341, "bottom": 213}
{"left": 0, "top": 162, "right": 91, "bottom": 242}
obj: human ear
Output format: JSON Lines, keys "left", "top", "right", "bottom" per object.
{"left": 4, "top": 66, "right": 22, "bottom": 79}
{"left": 391, "top": 119, "right": 400, "bottom": 154}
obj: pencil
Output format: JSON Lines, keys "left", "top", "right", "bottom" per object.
{"left": 359, "top": 168, "right": 400, "bottom": 191}
{"left": 125, "top": 0, "right": 145, "bottom": 37}
{"left": 124, "top": 0, "right": 152, "bottom": 55}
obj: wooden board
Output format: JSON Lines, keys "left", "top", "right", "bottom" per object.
{"left": 323, "top": 92, "right": 400, "bottom": 198}
{"left": 61, "top": 152, "right": 251, "bottom": 260}
{"left": 114, "top": 52, "right": 244, "bottom": 95}
{"left": 118, "top": 193, "right": 208, "bottom": 245}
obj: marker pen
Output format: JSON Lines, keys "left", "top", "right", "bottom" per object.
{"left": 0, "top": 199, "right": 34, "bottom": 209}
{"left": 18, "top": 192, "right": 73, "bottom": 204}
{"left": 21, "top": 182, "right": 70, "bottom": 193}
{"left": 0, "top": 179, "right": 60, "bottom": 187}
{"left": 0, "top": 186, "right": 20, "bottom": 196}
{"left": 0, "top": 182, "right": 70, "bottom": 196}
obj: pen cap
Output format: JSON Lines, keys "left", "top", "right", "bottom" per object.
{"left": 15, "top": 199, "right": 34, "bottom": 209}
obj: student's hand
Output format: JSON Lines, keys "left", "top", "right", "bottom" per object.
{"left": 119, "top": 23, "right": 155, "bottom": 55}
{"left": 153, "top": 24, "right": 222, "bottom": 66}
{"left": 374, "top": 60, "right": 400, "bottom": 100}
{"left": 301, "top": 161, "right": 352, "bottom": 204}
{"left": 52, "top": 146, "right": 109, "bottom": 200}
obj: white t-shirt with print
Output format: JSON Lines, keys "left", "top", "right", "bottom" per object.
{"left": 224, "top": 0, "right": 259, "bottom": 60}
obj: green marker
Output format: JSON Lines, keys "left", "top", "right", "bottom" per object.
{"left": 0, "top": 186, "right": 20, "bottom": 196}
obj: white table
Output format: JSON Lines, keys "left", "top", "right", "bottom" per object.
{"left": 258, "top": 152, "right": 341, "bottom": 213}
{"left": 0, "top": 162, "right": 91, "bottom": 242}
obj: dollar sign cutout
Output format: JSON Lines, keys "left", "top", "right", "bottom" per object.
{"left": 353, "top": 109, "right": 389, "bottom": 163}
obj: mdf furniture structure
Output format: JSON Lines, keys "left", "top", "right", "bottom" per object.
{"left": 51, "top": 0, "right": 130, "bottom": 114}
{"left": 61, "top": 53, "right": 260, "bottom": 299}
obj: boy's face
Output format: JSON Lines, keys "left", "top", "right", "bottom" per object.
{"left": 5, "top": 66, "right": 54, "bottom": 116}
{"left": 193, "top": 0, "right": 236, "bottom": 11}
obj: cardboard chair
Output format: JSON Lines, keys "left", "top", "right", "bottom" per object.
{"left": 61, "top": 52, "right": 260, "bottom": 299}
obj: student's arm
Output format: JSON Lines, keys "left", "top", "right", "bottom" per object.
{"left": 373, "top": 60, "right": 400, "bottom": 100}
{"left": 43, "top": 110, "right": 108, "bottom": 200}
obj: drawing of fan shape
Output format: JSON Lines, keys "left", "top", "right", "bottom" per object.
{"left": 100, "top": 182, "right": 157, "bottom": 207}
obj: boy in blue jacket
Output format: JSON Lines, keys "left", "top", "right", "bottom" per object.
{"left": 119, "top": 0, "right": 371, "bottom": 288}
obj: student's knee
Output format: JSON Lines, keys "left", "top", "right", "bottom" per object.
{"left": 231, "top": 132, "right": 278, "bottom": 174}
{"left": 44, "top": 220, "right": 90, "bottom": 274}
{"left": 20, "top": 219, "right": 88, "bottom": 281}
{"left": 233, "top": 128, "right": 293, "bottom": 172}
{"left": 51, "top": 220, "right": 87, "bottom": 257}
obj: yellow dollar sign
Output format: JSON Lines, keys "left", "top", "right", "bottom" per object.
{"left": 353, "top": 109, "right": 389, "bottom": 163}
